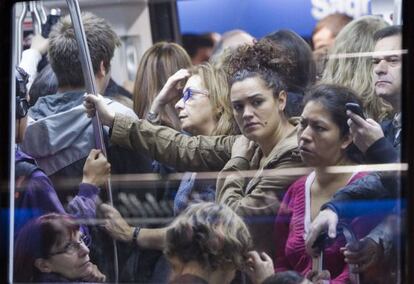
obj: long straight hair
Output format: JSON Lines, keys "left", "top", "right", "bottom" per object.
{"left": 321, "top": 16, "right": 391, "bottom": 121}
{"left": 133, "top": 42, "right": 192, "bottom": 128}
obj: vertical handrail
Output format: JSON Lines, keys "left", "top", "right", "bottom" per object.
{"left": 16, "top": 2, "right": 28, "bottom": 65}
{"left": 29, "top": 1, "right": 42, "bottom": 35}
{"left": 65, "top": 0, "right": 118, "bottom": 282}
{"left": 36, "top": 1, "right": 48, "bottom": 24}
{"left": 9, "top": 6, "right": 20, "bottom": 282}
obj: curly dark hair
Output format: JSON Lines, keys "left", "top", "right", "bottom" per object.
{"left": 226, "top": 38, "right": 296, "bottom": 98}
{"left": 165, "top": 202, "right": 252, "bottom": 271}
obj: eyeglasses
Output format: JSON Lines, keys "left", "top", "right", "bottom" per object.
{"left": 48, "top": 234, "right": 90, "bottom": 256}
{"left": 182, "top": 88, "right": 209, "bottom": 104}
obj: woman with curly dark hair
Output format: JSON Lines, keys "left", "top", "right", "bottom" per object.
{"left": 84, "top": 38, "right": 304, "bottom": 258}
{"left": 165, "top": 202, "right": 252, "bottom": 283}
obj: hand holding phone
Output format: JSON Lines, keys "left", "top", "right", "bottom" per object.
{"left": 345, "top": 103, "right": 365, "bottom": 120}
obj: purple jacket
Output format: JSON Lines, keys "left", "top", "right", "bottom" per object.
{"left": 15, "top": 149, "right": 99, "bottom": 234}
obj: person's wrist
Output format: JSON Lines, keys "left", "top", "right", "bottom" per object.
{"left": 146, "top": 110, "right": 161, "bottom": 124}
{"left": 132, "top": 226, "right": 141, "bottom": 245}
{"left": 82, "top": 176, "right": 97, "bottom": 186}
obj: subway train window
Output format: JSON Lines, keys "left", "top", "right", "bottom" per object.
{"left": 2, "top": 0, "right": 412, "bottom": 283}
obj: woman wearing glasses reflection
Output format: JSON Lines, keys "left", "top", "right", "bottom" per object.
{"left": 98, "top": 64, "right": 239, "bottom": 250}
{"left": 148, "top": 63, "right": 239, "bottom": 213}
{"left": 14, "top": 213, "right": 106, "bottom": 282}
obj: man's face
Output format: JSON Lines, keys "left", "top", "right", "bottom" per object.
{"left": 312, "top": 27, "right": 335, "bottom": 53}
{"left": 372, "top": 35, "right": 402, "bottom": 108}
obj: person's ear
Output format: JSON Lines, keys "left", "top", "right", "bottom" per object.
{"left": 34, "top": 258, "right": 53, "bottom": 273}
{"left": 341, "top": 133, "right": 353, "bottom": 150}
{"left": 277, "top": 90, "right": 287, "bottom": 112}
{"left": 97, "top": 61, "right": 107, "bottom": 79}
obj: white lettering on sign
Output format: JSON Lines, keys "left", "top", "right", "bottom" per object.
{"left": 311, "top": 0, "right": 370, "bottom": 20}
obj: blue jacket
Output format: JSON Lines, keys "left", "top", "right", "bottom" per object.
{"left": 322, "top": 118, "right": 400, "bottom": 219}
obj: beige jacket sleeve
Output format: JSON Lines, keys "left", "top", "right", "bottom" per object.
{"left": 110, "top": 113, "right": 236, "bottom": 172}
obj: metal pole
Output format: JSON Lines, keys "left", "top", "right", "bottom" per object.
{"left": 16, "top": 2, "right": 28, "bottom": 65}
{"left": 9, "top": 6, "right": 20, "bottom": 282}
{"left": 36, "top": 1, "right": 48, "bottom": 24}
{"left": 339, "top": 223, "right": 360, "bottom": 284}
{"left": 65, "top": 0, "right": 118, "bottom": 282}
{"left": 29, "top": 1, "right": 42, "bottom": 35}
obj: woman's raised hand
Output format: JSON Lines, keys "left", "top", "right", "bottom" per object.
{"left": 149, "top": 69, "right": 191, "bottom": 114}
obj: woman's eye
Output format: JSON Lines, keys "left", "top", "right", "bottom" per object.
{"left": 252, "top": 99, "right": 263, "bottom": 107}
{"left": 314, "top": 125, "right": 325, "bottom": 132}
{"left": 232, "top": 104, "right": 243, "bottom": 112}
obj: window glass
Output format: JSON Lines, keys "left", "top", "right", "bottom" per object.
{"left": 9, "top": 0, "right": 406, "bottom": 283}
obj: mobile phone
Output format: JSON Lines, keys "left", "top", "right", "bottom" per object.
{"left": 345, "top": 103, "right": 366, "bottom": 119}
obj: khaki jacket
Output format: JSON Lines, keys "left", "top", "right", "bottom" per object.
{"left": 216, "top": 122, "right": 303, "bottom": 256}
{"left": 111, "top": 114, "right": 304, "bottom": 257}
{"left": 111, "top": 114, "right": 236, "bottom": 172}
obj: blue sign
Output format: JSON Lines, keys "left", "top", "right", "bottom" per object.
{"left": 177, "top": 0, "right": 371, "bottom": 39}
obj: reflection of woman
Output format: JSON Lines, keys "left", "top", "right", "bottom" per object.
{"left": 14, "top": 213, "right": 106, "bottom": 283}
{"left": 165, "top": 202, "right": 252, "bottom": 284}
{"left": 274, "top": 85, "right": 380, "bottom": 283}
{"left": 84, "top": 39, "right": 304, "bottom": 256}
{"left": 132, "top": 42, "right": 192, "bottom": 129}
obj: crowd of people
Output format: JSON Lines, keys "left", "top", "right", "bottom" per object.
{"left": 13, "top": 8, "right": 403, "bottom": 284}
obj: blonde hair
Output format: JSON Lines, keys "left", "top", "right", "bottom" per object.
{"left": 321, "top": 16, "right": 392, "bottom": 120}
{"left": 190, "top": 63, "right": 240, "bottom": 135}
{"left": 165, "top": 202, "right": 252, "bottom": 271}
{"left": 133, "top": 42, "right": 192, "bottom": 127}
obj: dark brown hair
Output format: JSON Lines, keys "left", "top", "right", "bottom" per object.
{"left": 132, "top": 42, "right": 192, "bottom": 127}
{"left": 48, "top": 12, "right": 120, "bottom": 88}
{"left": 14, "top": 213, "right": 80, "bottom": 282}
{"left": 227, "top": 38, "right": 295, "bottom": 97}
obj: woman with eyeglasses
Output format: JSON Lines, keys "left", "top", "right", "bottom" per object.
{"left": 14, "top": 213, "right": 106, "bottom": 282}
{"left": 98, "top": 63, "right": 239, "bottom": 248}
{"left": 164, "top": 63, "right": 239, "bottom": 213}
{"left": 84, "top": 39, "right": 304, "bottom": 257}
